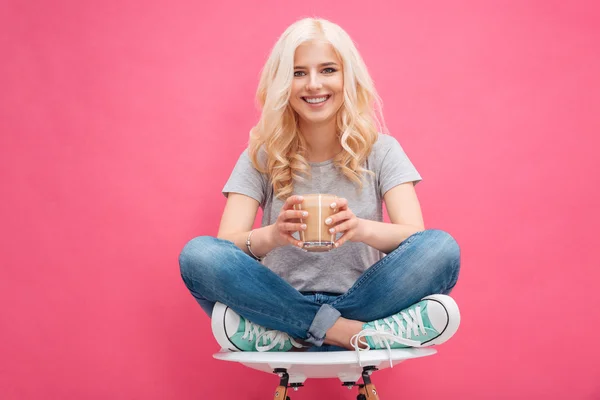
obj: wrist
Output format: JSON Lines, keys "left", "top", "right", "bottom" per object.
{"left": 354, "top": 218, "right": 370, "bottom": 243}
{"left": 267, "top": 224, "right": 282, "bottom": 248}
{"left": 246, "top": 230, "right": 263, "bottom": 261}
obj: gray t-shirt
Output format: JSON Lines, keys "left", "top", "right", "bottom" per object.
{"left": 222, "top": 133, "right": 422, "bottom": 294}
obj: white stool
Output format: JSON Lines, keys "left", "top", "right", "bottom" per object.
{"left": 214, "top": 348, "right": 436, "bottom": 399}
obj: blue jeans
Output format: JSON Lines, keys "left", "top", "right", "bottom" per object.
{"left": 179, "top": 229, "right": 460, "bottom": 349}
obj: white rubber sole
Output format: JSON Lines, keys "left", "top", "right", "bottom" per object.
{"left": 421, "top": 294, "right": 461, "bottom": 346}
{"left": 211, "top": 302, "right": 240, "bottom": 351}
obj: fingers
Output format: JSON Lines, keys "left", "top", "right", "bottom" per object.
{"left": 280, "top": 221, "right": 306, "bottom": 232}
{"left": 334, "top": 231, "right": 353, "bottom": 248}
{"left": 327, "top": 218, "right": 357, "bottom": 235}
{"left": 325, "top": 204, "right": 357, "bottom": 248}
{"left": 283, "top": 209, "right": 308, "bottom": 221}
{"left": 273, "top": 196, "right": 309, "bottom": 248}
{"left": 283, "top": 233, "right": 304, "bottom": 248}
{"left": 324, "top": 209, "right": 354, "bottom": 228}
{"left": 283, "top": 195, "right": 305, "bottom": 211}
{"left": 274, "top": 223, "right": 305, "bottom": 248}
{"left": 333, "top": 197, "right": 348, "bottom": 210}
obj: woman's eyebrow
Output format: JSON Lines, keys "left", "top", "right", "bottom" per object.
{"left": 294, "top": 62, "right": 339, "bottom": 69}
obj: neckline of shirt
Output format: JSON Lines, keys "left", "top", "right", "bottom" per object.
{"left": 308, "top": 158, "right": 335, "bottom": 167}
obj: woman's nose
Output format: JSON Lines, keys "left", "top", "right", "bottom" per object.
{"left": 306, "top": 73, "right": 323, "bottom": 91}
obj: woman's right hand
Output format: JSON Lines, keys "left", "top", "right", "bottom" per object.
{"left": 270, "top": 195, "right": 308, "bottom": 248}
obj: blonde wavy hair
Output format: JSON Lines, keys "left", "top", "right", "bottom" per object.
{"left": 248, "top": 17, "right": 387, "bottom": 200}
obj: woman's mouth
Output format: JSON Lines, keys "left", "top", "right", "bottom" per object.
{"left": 302, "top": 95, "right": 331, "bottom": 107}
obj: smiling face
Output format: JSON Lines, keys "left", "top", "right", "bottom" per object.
{"left": 289, "top": 40, "right": 344, "bottom": 127}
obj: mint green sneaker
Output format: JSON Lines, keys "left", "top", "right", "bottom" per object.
{"left": 351, "top": 294, "right": 461, "bottom": 352}
{"left": 211, "top": 302, "right": 304, "bottom": 352}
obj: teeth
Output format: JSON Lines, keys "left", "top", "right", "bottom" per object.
{"left": 304, "top": 96, "right": 328, "bottom": 104}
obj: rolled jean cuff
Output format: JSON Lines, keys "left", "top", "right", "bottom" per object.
{"left": 305, "top": 304, "right": 341, "bottom": 346}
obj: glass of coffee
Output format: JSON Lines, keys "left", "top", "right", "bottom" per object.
{"left": 293, "top": 193, "right": 339, "bottom": 252}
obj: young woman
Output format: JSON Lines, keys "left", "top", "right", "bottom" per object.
{"left": 179, "top": 18, "right": 461, "bottom": 354}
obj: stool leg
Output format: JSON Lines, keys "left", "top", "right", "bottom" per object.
{"left": 357, "top": 384, "right": 367, "bottom": 400}
{"left": 273, "top": 385, "right": 288, "bottom": 400}
{"left": 361, "top": 367, "right": 380, "bottom": 400}
{"left": 363, "top": 382, "right": 379, "bottom": 399}
{"left": 273, "top": 369, "right": 290, "bottom": 400}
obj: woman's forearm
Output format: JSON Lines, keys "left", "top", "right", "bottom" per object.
{"left": 217, "top": 225, "right": 279, "bottom": 260}
{"left": 358, "top": 218, "right": 425, "bottom": 254}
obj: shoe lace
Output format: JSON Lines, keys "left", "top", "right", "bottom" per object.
{"left": 350, "top": 306, "right": 426, "bottom": 367}
{"left": 242, "top": 320, "right": 303, "bottom": 352}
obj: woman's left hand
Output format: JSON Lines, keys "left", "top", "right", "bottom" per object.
{"left": 324, "top": 197, "right": 365, "bottom": 247}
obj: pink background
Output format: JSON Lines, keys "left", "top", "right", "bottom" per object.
{"left": 2, "top": 0, "right": 599, "bottom": 399}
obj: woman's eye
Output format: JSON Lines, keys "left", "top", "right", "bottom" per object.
{"left": 294, "top": 68, "right": 336, "bottom": 77}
